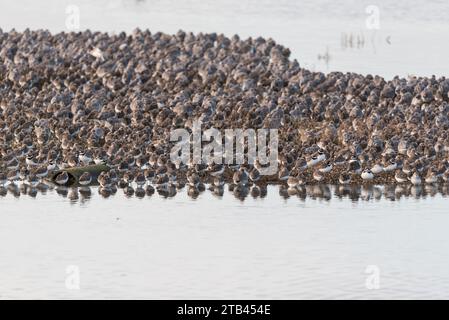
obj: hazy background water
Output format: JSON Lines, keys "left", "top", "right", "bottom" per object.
{"left": 1, "top": 0, "right": 449, "bottom": 299}
{"left": 0, "top": 0, "right": 448, "bottom": 78}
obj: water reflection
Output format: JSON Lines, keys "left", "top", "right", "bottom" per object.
{"left": 1, "top": 182, "right": 449, "bottom": 203}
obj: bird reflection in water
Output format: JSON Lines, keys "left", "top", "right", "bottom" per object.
{"left": 1, "top": 182, "right": 449, "bottom": 203}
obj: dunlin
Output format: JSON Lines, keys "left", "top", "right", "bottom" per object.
{"left": 55, "top": 171, "right": 69, "bottom": 185}
{"left": 78, "top": 172, "right": 92, "bottom": 186}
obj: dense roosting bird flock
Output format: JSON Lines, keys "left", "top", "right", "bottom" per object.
{"left": 1, "top": 28, "right": 449, "bottom": 194}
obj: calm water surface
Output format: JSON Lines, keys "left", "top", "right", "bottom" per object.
{"left": 1, "top": 0, "right": 448, "bottom": 78}
{"left": 1, "top": 0, "right": 449, "bottom": 299}
{"left": 1, "top": 183, "right": 449, "bottom": 299}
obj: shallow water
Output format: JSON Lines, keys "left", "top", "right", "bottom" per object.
{"left": 2, "top": 183, "right": 449, "bottom": 299}
{"left": 1, "top": 0, "right": 448, "bottom": 78}
{"left": 2, "top": 0, "right": 449, "bottom": 299}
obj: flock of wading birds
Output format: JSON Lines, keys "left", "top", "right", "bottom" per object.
{"left": 1, "top": 29, "right": 449, "bottom": 200}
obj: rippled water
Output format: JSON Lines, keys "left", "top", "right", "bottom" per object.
{"left": 1, "top": 0, "right": 449, "bottom": 299}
